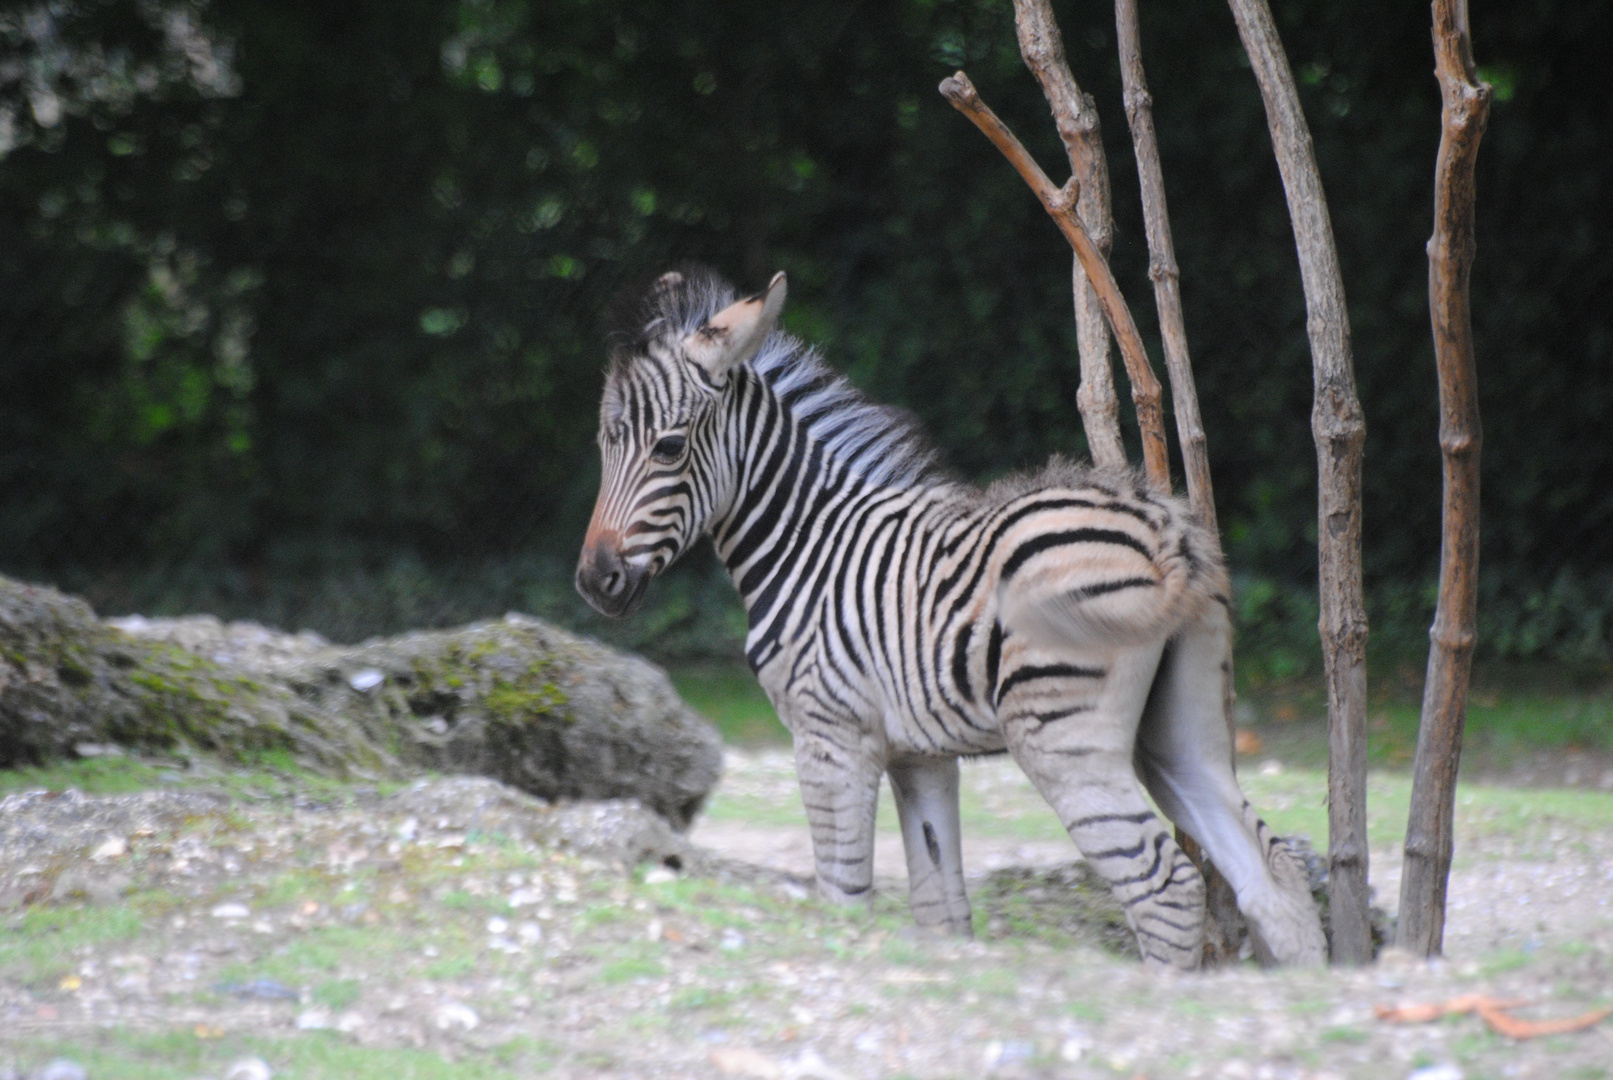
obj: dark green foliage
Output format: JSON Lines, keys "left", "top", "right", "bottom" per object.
{"left": 1, "top": 0, "right": 1608, "bottom": 665}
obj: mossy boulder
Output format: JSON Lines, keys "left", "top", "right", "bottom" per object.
{"left": 1, "top": 575, "right": 723, "bottom": 830}
{"left": 0, "top": 577, "right": 387, "bottom": 775}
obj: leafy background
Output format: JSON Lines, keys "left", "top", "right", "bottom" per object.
{"left": 2, "top": 0, "right": 1608, "bottom": 676}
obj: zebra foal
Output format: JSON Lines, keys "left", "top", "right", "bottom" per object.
{"left": 575, "top": 267, "right": 1326, "bottom": 969}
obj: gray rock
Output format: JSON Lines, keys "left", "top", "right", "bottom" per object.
{"left": 267, "top": 612, "right": 721, "bottom": 829}
{"left": 35, "top": 1061, "right": 88, "bottom": 1080}
{"left": 49, "top": 867, "right": 132, "bottom": 906}
{"left": 383, "top": 776, "right": 693, "bottom": 868}
{"left": 0, "top": 578, "right": 387, "bottom": 776}
{"left": 2, "top": 575, "right": 722, "bottom": 830}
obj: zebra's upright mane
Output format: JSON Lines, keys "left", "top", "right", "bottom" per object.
{"left": 611, "top": 265, "right": 950, "bottom": 489}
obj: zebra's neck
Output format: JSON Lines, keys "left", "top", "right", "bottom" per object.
{"left": 707, "top": 367, "right": 945, "bottom": 672}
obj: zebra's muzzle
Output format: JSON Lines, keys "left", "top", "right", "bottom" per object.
{"left": 575, "top": 541, "right": 651, "bottom": 619}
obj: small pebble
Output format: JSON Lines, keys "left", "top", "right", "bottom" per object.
{"left": 211, "top": 903, "right": 251, "bottom": 920}
{"left": 434, "top": 1002, "right": 479, "bottom": 1032}
{"left": 643, "top": 866, "right": 678, "bottom": 885}
{"left": 709, "top": 1047, "right": 782, "bottom": 1077}
{"left": 90, "top": 836, "right": 127, "bottom": 860}
{"left": 486, "top": 916, "right": 509, "bottom": 934}
{"left": 1408, "top": 1067, "right": 1463, "bottom": 1080}
{"left": 981, "top": 1040, "right": 1036, "bottom": 1069}
{"left": 347, "top": 668, "right": 385, "bottom": 692}
{"left": 223, "top": 1058, "right": 273, "bottom": 1080}
{"left": 216, "top": 978, "right": 298, "bottom": 1001}
{"left": 37, "top": 1062, "right": 88, "bottom": 1080}
{"left": 785, "top": 1049, "right": 846, "bottom": 1080}
{"left": 295, "top": 1008, "right": 331, "bottom": 1030}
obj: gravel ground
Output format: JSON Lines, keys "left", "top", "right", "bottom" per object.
{"left": 1, "top": 754, "right": 1610, "bottom": 1080}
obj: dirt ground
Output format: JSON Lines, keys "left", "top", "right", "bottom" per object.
{"left": 1, "top": 753, "right": 1610, "bottom": 1080}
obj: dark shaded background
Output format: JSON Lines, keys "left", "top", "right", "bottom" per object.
{"left": 2, "top": 0, "right": 1609, "bottom": 674}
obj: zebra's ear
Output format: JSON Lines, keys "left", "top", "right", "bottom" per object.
{"left": 684, "top": 272, "right": 786, "bottom": 382}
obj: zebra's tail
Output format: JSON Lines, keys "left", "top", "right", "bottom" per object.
{"left": 993, "top": 486, "right": 1228, "bottom": 651}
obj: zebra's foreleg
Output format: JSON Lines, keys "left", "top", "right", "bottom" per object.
{"left": 1135, "top": 602, "right": 1327, "bottom": 966}
{"left": 792, "top": 730, "right": 883, "bottom": 907}
{"left": 998, "top": 640, "right": 1206, "bottom": 970}
{"left": 887, "top": 755, "right": 973, "bottom": 936}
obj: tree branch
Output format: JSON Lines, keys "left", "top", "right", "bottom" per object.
{"left": 1224, "top": 0, "right": 1371, "bottom": 964}
{"left": 1010, "top": 0, "right": 1127, "bottom": 473}
{"left": 1114, "top": 0, "right": 1214, "bottom": 538}
{"left": 939, "top": 71, "right": 1170, "bottom": 491}
{"left": 1397, "top": 0, "right": 1491, "bottom": 959}
{"left": 1114, "top": 0, "right": 1243, "bottom": 966}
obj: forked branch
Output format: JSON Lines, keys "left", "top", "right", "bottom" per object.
{"left": 1397, "top": 0, "right": 1492, "bottom": 958}
{"left": 1011, "top": 0, "right": 1126, "bottom": 473}
{"left": 939, "top": 71, "right": 1170, "bottom": 491}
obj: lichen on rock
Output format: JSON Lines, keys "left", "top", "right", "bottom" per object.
{"left": 0, "top": 577, "right": 385, "bottom": 776}
{"left": 1, "top": 575, "right": 723, "bottom": 830}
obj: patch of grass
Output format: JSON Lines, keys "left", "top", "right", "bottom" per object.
{"left": 0, "top": 756, "right": 171, "bottom": 795}
{"left": 669, "top": 664, "right": 787, "bottom": 746}
{"left": 421, "top": 951, "right": 478, "bottom": 981}
{"left": 439, "top": 889, "right": 509, "bottom": 915}
{"left": 1226, "top": 769, "right": 1613, "bottom": 854}
{"left": 238, "top": 925, "right": 404, "bottom": 988}
{"left": 7, "top": 1029, "right": 526, "bottom": 1079}
{"left": 1064, "top": 1000, "right": 1104, "bottom": 1022}
{"left": 668, "top": 986, "right": 734, "bottom": 1011}
{"left": 493, "top": 1035, "right": 560, "bottom": 1072}
{"left": 598, "top": 948, "right": 666, "bottom": 984}
{"left": 0, "top": 754, "right": 406, "bottom": 809}
{"left": 311, "top": 977, "right": 362, "bottom": 1010}
{"left": 1320, "top": 1026, "right": 1369, "bottom": 1044}
{"left": 0, "top": 904, "right": 147, "bottom": 984}
{"left": 1237, "top": 663, "right": 1613, "bottom": 772}
{"left": 1477, "top": 949, "right": 1537, "bottom": 976}
{"left": 578, "top": 903, "right": 629, "bottom": 928}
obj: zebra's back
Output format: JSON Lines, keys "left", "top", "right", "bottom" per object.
{"left": 759, "top": 458, "right": 1228, "bottom": 758}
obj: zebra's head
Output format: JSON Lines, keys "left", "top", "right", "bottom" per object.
{"left": 576, "top": 268, "right": 787, "bottom": 618}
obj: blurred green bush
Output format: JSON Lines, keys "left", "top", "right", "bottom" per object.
{"left": 2, "top": 0, "right": 1608, "bottom": 667}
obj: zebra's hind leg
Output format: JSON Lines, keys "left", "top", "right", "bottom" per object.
{"left": 792, "top": 729, "right": 883, "bottom": 907}
{"left": 998, "top": 638, "right": 1205, "bottom": 970}
{"left": 1135, "top": 601, "right": 1327, "bottom": 966}
{"left": 887, "top": 755, "right": 973, "bottom": 936}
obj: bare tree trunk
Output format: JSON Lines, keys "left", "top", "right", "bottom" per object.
{"left": 1011, "top": 0, "right": 1126, "bottom": 473}
{"left": 1114, "top": 0, "right": 1242, "bottom": 967}
{"left": 939, "top": 73, "right": 1170, "bottom": 491}
{"left": 1397, "top": 0, "right": 1491, "bottom": 959}
{"left": 1224, "top": 0, "right": 1372, "bottom": 965}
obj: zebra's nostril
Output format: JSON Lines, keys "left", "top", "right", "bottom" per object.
{"left": 604, "top": 571, "right": 622, "bottom": 594}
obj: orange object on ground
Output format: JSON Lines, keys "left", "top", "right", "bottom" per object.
{"left": 1374, "top": 995, "right": 1612, "bottom": 1039}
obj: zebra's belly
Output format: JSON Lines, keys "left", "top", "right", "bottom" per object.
{"left": 880, "top": 702, "right": 1007, "bottom": 757}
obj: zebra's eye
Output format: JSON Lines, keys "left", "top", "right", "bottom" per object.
{"left": 650, "top": 434, "right": 687, "bottom": 464}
